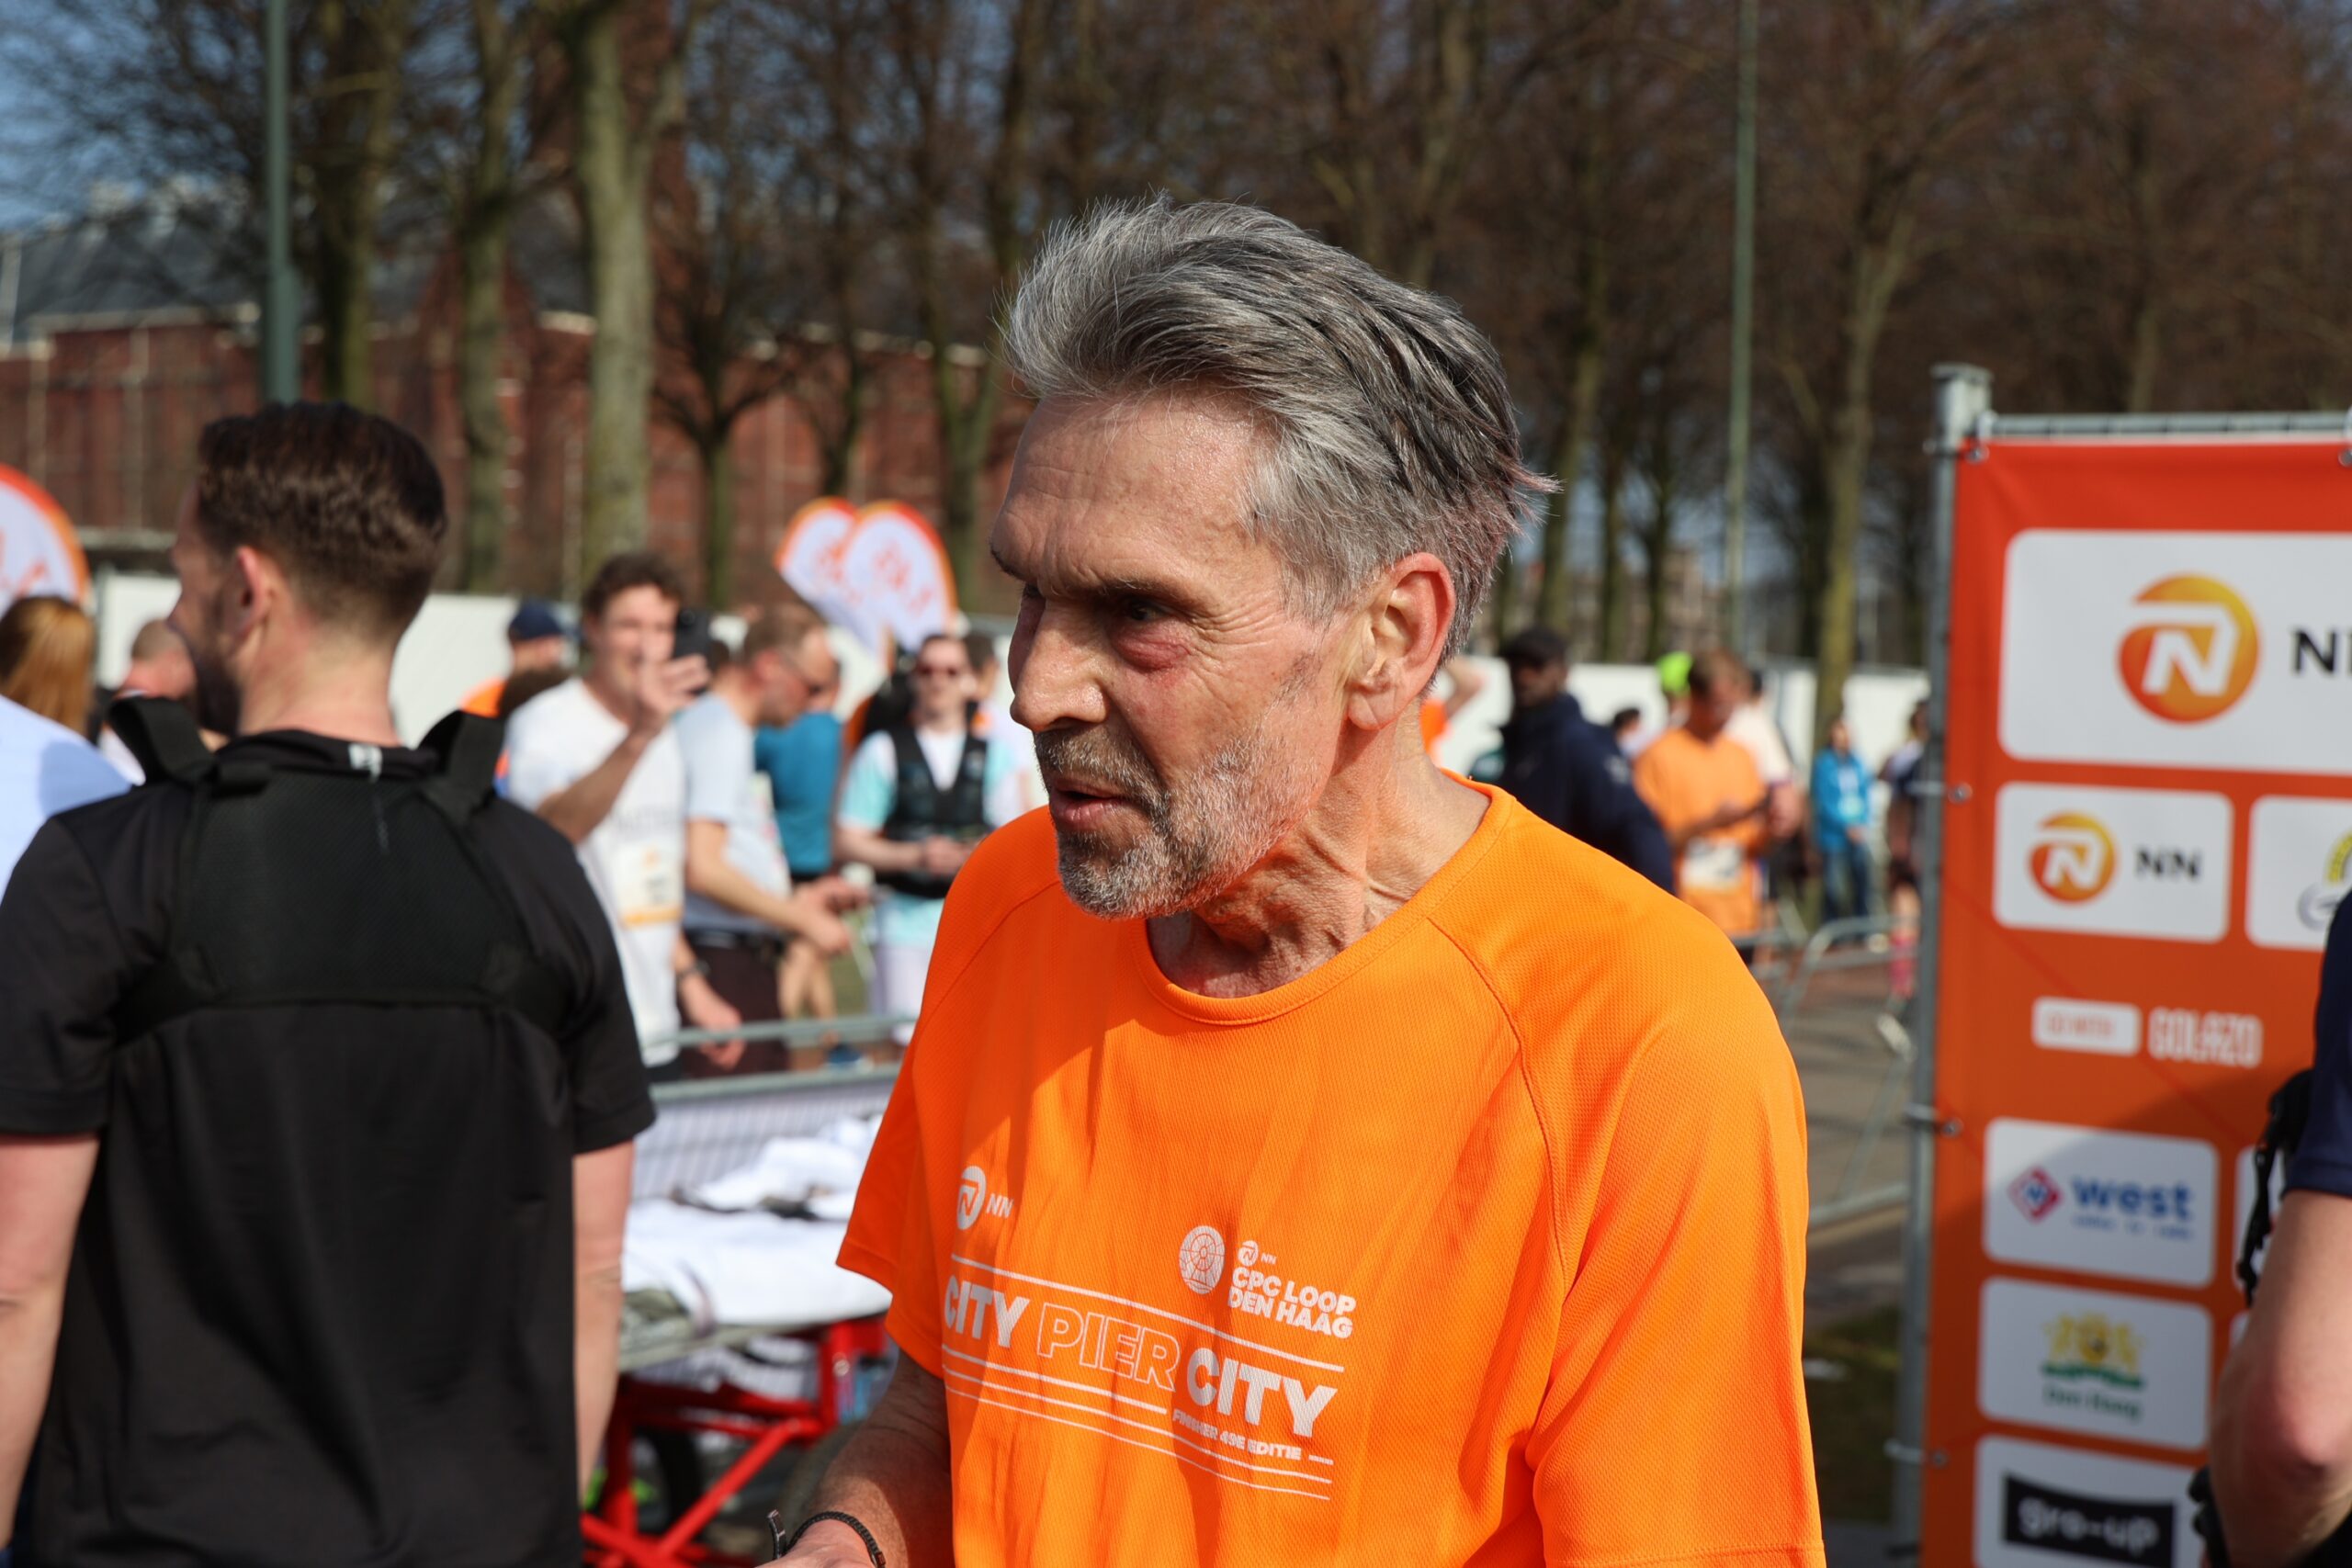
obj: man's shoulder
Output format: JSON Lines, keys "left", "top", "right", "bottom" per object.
{"left": 1439, "top": 795, "right": 1776, "bottom": 1076}
{"left": 503, "top": 677, "right": 589, "bottom": 742}
{"left": 924, "top": 811, "right": 1066, "bottom": 981}
{"left": 675, "top": 694, "right": 748, "bottom": 756}
{"left": 0, "top": 697, "right": 131, "bottom": 803}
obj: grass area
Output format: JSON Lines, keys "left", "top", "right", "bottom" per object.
{"left": 1806, "top": 1305, "right": 1900, "bottom": 1525}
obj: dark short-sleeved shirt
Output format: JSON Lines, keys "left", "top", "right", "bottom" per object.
{"left": 0, "top": 728, "right": 654, "bottom": 1567}
{"left": 2289, "top": 890, "right": 2352, "bottom": 1199}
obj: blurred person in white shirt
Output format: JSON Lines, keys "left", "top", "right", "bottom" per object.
{"left": 504, "top": 552, "right": 721, "bottom": 1079}
{"left": 675, "top": 604, "right": 861, "bottom": 1075}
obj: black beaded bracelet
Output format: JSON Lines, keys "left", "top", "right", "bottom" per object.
{"left": 771, "top": 1507, "right": 887, "bottom": 1566}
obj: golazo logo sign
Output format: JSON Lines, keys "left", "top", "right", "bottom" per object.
{"left": 1984, "top": 1120, "right": 2218, "bottom": 1288}
{"left": 2116, "top": 575, "right": 2260, "bottom": 724}
{"left": 2030, "top": 814, "right": 2118, "bottom": 902}
{"left": 2002, "top": 1475, "right": 2176, "bottom": 1565}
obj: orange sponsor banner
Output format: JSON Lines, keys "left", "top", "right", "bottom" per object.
{"left": 1925, "top": 437, "right": 2352, "bottom": 1565}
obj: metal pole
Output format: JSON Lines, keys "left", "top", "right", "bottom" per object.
{"left": 1889, "top": 362, "right": 1990, "bottom": 1556}
{"left": 1723, "top": 0, "right": 1758, "bottom": 653}
{"left": 262, "top": 0, "right": 299, "bottom": 403}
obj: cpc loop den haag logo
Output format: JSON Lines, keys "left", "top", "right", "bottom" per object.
{"left": 2030, "top": 813, "right": 2117, "bottom": 904}
{"left": 2116, "top": 574, "right": 2259, "bottom": 724}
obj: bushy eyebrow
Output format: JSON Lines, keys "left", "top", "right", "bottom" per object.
{"left": 990, "top": 542, "right": 1204, "bottom": 615}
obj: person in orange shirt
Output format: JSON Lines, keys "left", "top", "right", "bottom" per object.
{"left": 779, "top": 199, "right": 1821, "bottom": 1568}
{"left": 1632, "top": 649, "right": 1786, "bottom": 938}
{"left": 459, "top": 599, "right": 571, "bottom": 717}
{"left": 1418, "top": 653, "right": 1487, "bottom": 754}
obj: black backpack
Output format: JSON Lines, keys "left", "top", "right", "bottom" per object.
{"left": 107, "top": 697, "right": 569, "bottom": 1042}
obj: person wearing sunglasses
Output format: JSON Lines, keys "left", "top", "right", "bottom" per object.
{"left": 834, "top": 632, "right": 1032, "bottom": 1042}
{"left": 674, "top": 604, "right": 861, "bottom": 1075}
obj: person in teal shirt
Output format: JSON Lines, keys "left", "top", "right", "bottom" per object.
{"left": 1811, "top": 716, "right": 1875, "bottom": 924}
{"left": 756, "top": 700, "right": 847, "bottom": 1026}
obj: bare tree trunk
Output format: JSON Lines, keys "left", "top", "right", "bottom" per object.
{"left": 1489, "top": 549, "right": 1519, "bottom": 645}
{"left": 1597, "top": 428, "right": 1627, "bottom": 660}
{"left": 315, "top": 228, "right": 376, "bottom": 405}
{"left": 571, "top": 4, "right": 650, "bottom": 567}
{"left": 699, "top": 432, "right": 734, "bottom": 605}
{"left": 823, "top": 351, "right": 866, "bottom": 498}
{"left": 458, "top": 230, "right": 509, "bottom": 587}
{"left": 557, "top": 0, "right": 700, "bottom": 570}
{"left": 457, "top": 0, "right": 521, "bottom": 590}
{"left": 1641, "top": 536, "right": 1670, "bottom": 660}
{"left": 1810, "top": 219, "right": 1908, "bottom": 750}
{"left": 931, "top": 353, "right": 1001, "bottom": 594}
{"left": 311, "top": 0, "right": 411, "bottom": 408}
{"left": 1532, "top": 325, "right": 1602, "bottom": 632}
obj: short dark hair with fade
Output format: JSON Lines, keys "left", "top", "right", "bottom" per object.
{"left": 580, "top": 550, "right": 686, "bottom": 622}
{"left": 195, "top": 401, "right": 447, "bottom": 639}
{"left": 963, "top": 629, "right": 999, "bottom": 674}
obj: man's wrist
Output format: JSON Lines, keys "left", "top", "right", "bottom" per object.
{"left": 781, "top": 1513, "right": 886, "bottom": 1564}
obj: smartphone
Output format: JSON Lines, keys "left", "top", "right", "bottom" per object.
{"left": 673, "top": 607, "right": 716, "bottom": 665}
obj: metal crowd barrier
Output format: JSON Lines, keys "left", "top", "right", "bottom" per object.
{"left": 632, "top": 1014, "right": 912, "bottom": 1200}
{"left": 1769, "top": 913, "right": 1917, "bottom": 1229}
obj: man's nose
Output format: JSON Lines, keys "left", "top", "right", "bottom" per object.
{"left": 1009, "top": 606, "right": 1108, "bottom": 733}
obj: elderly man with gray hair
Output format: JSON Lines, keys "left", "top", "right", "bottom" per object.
{"left": 781, "top": 199, "right": 1822, "bottom": 1568}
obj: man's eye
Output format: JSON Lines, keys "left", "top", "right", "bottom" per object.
{"left": 1119, "top": 597, "right": 1165, "bottom": 625}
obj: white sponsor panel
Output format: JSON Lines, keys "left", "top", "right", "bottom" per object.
{"left": 1974, "top": 1437, "right": 2199, "bottom": 1568}
{"left": 2031, "top": 998, "right": 2143, "bottom": 1057}
{"left": 2000, "top": 530, "right": 2352, "bottom": 776}
{"left": 1978, "top": 1278, "right": 2210, "bottom": 1450}
{"left": 1993, "top": 784, "right": 2233, "bottom": 943}
{"left": 1984, "top": 1120, "right": 2218, "bottom": 1287}
{"left": 2246, "top": 795, "right": 2352, "bottom": 951}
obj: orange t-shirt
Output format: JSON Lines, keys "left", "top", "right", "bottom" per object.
{"left": 841, "top": 789, "right": 1821, "bottom": 1566}
{"left": 1419, "top": 697, "right": 1448, "bottom": 751}
{"left": 1633, "top": 727, "right": 1768, "bottom": 936}
{"left": 459, "top": 676, "right": 506, "bottom": 719}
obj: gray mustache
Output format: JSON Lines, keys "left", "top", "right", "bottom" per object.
{"left": 1033, "top": 728, "right": 1166, "bottom": 810}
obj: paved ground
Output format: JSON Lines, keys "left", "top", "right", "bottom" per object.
{"left": 1780, "top": 952, "right": 1917, "bottom": 1560}
{"left": 1777, "top": 953, "right": 1917, "bottom": 1328}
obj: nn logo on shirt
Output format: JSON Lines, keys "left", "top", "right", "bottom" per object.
{"left": 2117, "top": 575, "right": 2259, "bottom": 724}
{"left": 956, "top": 1166, "right": 1013, "bottom": 1231}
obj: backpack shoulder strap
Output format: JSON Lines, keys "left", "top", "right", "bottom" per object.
{"left": 419, "top": 710, "right": 506, "bottom": 822}
{"left": 109, "top": 695, "right": 216, "bottom": 785}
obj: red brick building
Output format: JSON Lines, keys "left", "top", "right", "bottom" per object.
{"left": 0, "top": 197, "right": 1018, "bottom": 611}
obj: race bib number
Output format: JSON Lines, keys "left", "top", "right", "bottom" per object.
{"left": 616, "top": 841, "right": 684, "bottom": 927}
{"left": 1681, "top": 836, "right": 1746, "bottom": 892}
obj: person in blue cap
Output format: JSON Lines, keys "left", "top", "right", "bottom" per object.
{"left": 463, "top": 599, "right": 571, "bottom": 717}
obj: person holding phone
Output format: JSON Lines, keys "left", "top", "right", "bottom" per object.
{"left": 1633, "top": 649, "right": 1786, "bottom": 938}
{"left": 505, "top": 552, "right": 730, "bottom": 1079}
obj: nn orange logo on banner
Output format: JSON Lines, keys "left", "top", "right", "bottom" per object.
{"left": 2030, "top": 813, "right": 2117, "bottom": 902}
{"left": 2116, "top": 575, "right": 2258, "bottom": 723}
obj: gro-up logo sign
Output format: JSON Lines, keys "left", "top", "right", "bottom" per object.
{"left": 2030, "top": 813, "right": 2117, "bottom": 903}
{"left": 2117, "top": 574, "right": 2259, "bottom": 723}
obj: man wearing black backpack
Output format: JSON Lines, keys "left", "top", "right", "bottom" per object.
{"left": 2210, "top": 892, "right": 2352, "bottom": 1567}
{"left": 0, "top": 403, "right": 652, "bottom": 1568}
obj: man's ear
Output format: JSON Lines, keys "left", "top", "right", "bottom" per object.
{"left": 230, "top": 545, "right": 284, "bottom": 638}
{"left": 1346, "top": 552, "right": 1454, "bottom": 731}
